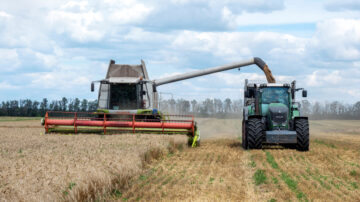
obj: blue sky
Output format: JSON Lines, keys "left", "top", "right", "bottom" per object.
{"left": 0, "top": 0, "right": 360, "bottom": 103}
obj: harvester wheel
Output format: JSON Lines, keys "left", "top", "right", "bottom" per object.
{"left": 187, "top": 138, "right": 192, "bottom": 146}
{"left": 295, "top": 119, "right": 309, "bottom": 151}
{"left": 247, "top": 118, "right": 264, "bottom": 149}
{"left": 242, "top": 120, "right": 248, "bottom": 150}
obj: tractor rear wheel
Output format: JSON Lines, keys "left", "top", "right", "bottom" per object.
{"left": 242, "top": 120, "right": 248, "bottom": 150}
{"left": 247, "top": 118, "right": 264, "bottom": 149}
{"left": 295, "top": 119, "right": 309, "bottom": 151}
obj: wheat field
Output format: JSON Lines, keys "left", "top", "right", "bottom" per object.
{"left": 115, "top": 119, "right": 360, "bottom": 201}
{"left": 1, "top": 118, "right": 360, "bottom": 201}
{"left": 0, "top": 119, "right": 187, "bottom": 201}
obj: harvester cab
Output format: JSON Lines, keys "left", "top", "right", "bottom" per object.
{"left": 242, "top": 79, "right": 309, "bottom": 151}
{"left": 91, "top": 60, "right": 158, "bottom": 114}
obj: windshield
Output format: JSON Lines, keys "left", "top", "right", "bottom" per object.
{"left": 261, "top": 87, "right": 289, "bottom": 105}
{"left": 110, "top": 84, "right": 139, "bottom": 110}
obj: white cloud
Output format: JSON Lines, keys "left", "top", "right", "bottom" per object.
{"left": 166, "top": 0, "right": 284, "bottom": 13}
{"left": 324, "top": 0, "right": 360, "bottom": 11}
{"left": 306, "top": 70, "right": 342, "bottom": 87}
{"left": 310, "top": 19, "right": 360, "bottom": 60}
{"left": 34, "top": 52, "right": 57, "bottom": 67}
{"left": 138, "top": 0, "right": 285, "bottom": 31}
{"left": 123, "top": 27, "right": 170, "bottom": 42}
{"left": 47, "top": 9, "right": 104, "bottom": 42}
{"left": 107, "top": 2, "right": 153, "bottom": 24}
{"left": 27, "top": 71, "right": 90, "bottom": 90}
{"left": 171, "top": 30, "right": 306, "bottom": 63}
{"left": 1, "top": 0, "right": 360, "bottom": 103}
{"left": 60, "top": 1, "right": 89, "bottom": 11}
{"left": 0, "top": 11, "right": 12, "bottom": 18}
{"left": 0, "top": 49, "right": 20, "bottom": 71}
{"left": 232, "top": 1, "right": 360, "bottom": 26}
{"left": 46, "top": 0, "right": 153, "bottom": 42}
{"left": 8, "top": 48, "right": 61, "bottom": 69}
{"left": 0, "top": 81, "right": 19, "bottom": 90}
{"left": 347, "top": 89, "right": 360, "bottom": 97}
{"left": 170, "top": 18, "right": 360, "bottom": 68}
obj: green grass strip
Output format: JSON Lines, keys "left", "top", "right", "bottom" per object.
{"left": 254, "top": 169, "right": 267, "bottom": 185}
{"left": 266, "top": 151, "right": 279, "bottom": 169}
{"left": 265, "top": 151, "right": 308, "bottom": 202}
{"left": 314, "top": 139, "right": 336, "bottom": 148}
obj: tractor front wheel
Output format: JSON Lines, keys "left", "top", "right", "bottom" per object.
{"left": 295, "top": 119, "right": 309, "bottom": 151}
{"left": 246, "top": 118, "right": 264, "bottom": 149}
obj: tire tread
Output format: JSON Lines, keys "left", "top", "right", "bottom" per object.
{"left": 295, "top": 119, "right": 309, "bottom": 151}
{"left": 247, "top": 118, "right": 263, "bottom": 149}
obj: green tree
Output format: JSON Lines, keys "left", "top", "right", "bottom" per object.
{"left": 40, "top": 98, "right": 48, "bottom": 116}
{"left": 224, "top": 98, "right": 232, "bottom": 113}
{"left": 73, "top": 98, "right": 80, "bottom": 112}
{"left": 61, "top": 97, "right": 68, "bottom": 111}
{"left": 80, "top": 99, "right": 88, "bottom": 112}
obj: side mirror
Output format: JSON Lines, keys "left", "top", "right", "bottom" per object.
{"left": 302, "top": 90, "right": 307, "bottom": 97}
{"left": 91, "top": 83, "right": 94, "bottom": 92}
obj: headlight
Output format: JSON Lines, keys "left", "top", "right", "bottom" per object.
{"left": 272, "top": 120, "right": 287, "bottom": 127}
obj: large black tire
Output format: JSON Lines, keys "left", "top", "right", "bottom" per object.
{"left": 295, "top": 119, "right": 309, "bottom": 151}
{"left": 247, "top": 118, "right": 264, "bottom": 149}
{"left": 242, "top": 120, "right": 248, "bottom": 150}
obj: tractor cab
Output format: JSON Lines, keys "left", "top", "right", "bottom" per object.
{"left": 260, "top": 86, "right": 289, "bottom": 106}
{"left": 259, "top": 84, "right": 291, "bottom": 130}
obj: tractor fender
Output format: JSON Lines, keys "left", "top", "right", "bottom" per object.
{"left": 243, "top": 108, "right": 261, "bottom": 121}
{"left": 246, "top": 115, "right": 265, "bottom": 128}
{"left": 294, "top": 116, "right": 308, "bottom": 120}
{"left": 247, "top": 115, "right": 263, "bottom": 121}
{"left": 292, "top": 116, "right": 308, "bottom": 130}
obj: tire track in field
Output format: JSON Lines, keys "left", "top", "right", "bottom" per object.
{"left": 111, "top": 129, "right": 360, "bottom": 201}
{"left": 116, "top": 139, "right": 268, "bottom": 201}
{"left": 257, "top": 143, "right": 360, "bottom": 202}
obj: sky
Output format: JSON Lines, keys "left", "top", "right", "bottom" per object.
{"left": 0, "top": 0, "right": 360, "bottom": 103}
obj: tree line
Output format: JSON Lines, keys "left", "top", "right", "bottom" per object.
{"left": 159, "top": 98, "right": 242, "bottom": 118}
{"left": 1, "top": 97, "right": 360, "bottom": 119}
{"left": 300, "top": 100, "right": 360, "bottom": 120}
{"left": 0, "top": 98, "right": 98, "bottom": 117}
{"left": 160, "top": 99, "right": 360, "bottom": 119}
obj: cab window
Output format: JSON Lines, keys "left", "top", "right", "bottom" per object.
{"left": 261, "top": 87, "right": 289, "bottom": 105}
{"left": 110, "top": 84, "right": 138, "bottom": 110}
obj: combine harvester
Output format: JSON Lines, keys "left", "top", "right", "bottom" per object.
{"left": 43, "top": 57, "right": 276, "bottom": 147}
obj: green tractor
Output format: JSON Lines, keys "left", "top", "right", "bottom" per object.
{"left": 242, "top": 80, "right": 309, "bottom": 151}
